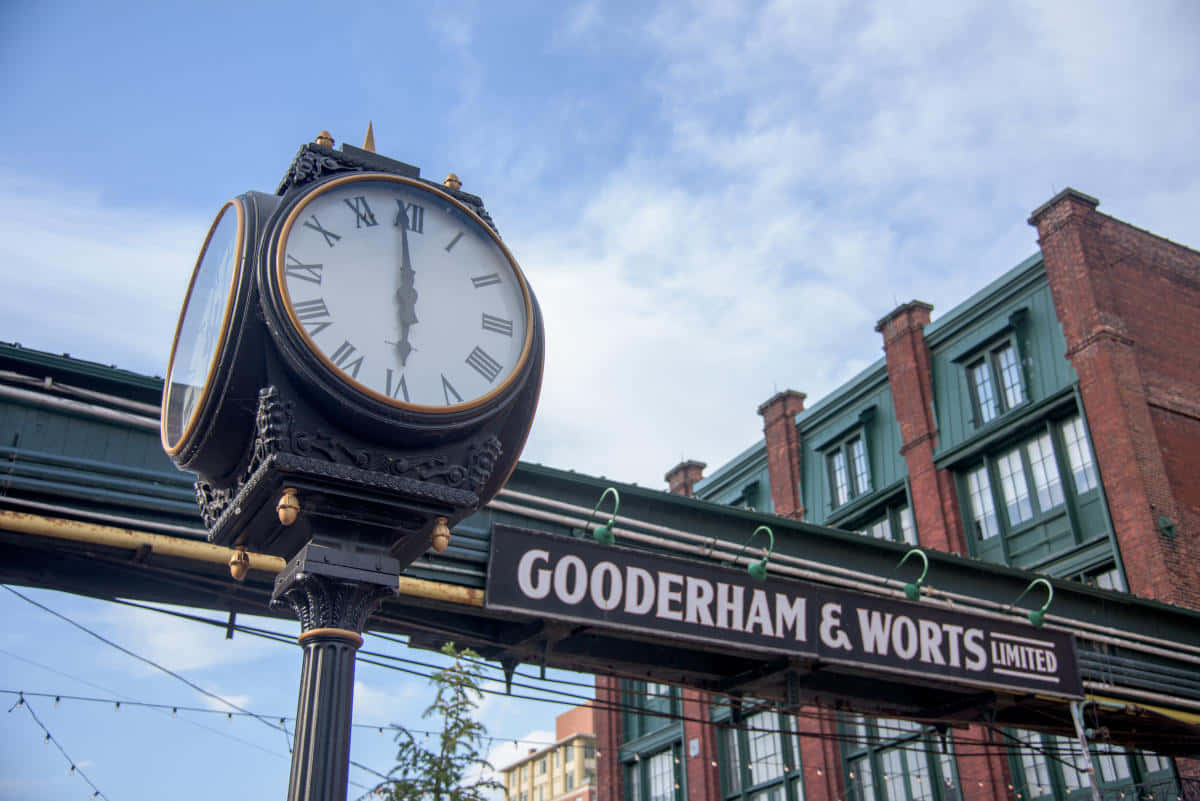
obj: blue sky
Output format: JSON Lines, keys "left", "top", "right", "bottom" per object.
{"left": 1, "top": 0, "right": 1198, "bottom": 798}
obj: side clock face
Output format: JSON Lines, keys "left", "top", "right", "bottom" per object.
{"left": 276, "top": 174, "right": 533, "bottom": 411}
{"left": 162, "top": 200, "right": 244, "bottom": 453}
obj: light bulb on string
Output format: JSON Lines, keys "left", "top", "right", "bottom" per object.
{"left": 171, "top": 708, "right": 177, "bottom": 717}
{"left": 44, "top": 733, "right": 50, "bottom": 743}
{"left": 69, "top": 765, "right": 76, "bottom": 775}
{"left": 227, "top": 713, "right": 232, "bottom": 721}
{"left": 114, "top": 702, "right": 119, "bottom": 711}
{"left": 54, "top": 696, "right": 60, "bottom": 706}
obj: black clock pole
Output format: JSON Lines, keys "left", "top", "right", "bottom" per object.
{"left": 271, "top": 541, "right": 400, "bottom": 801}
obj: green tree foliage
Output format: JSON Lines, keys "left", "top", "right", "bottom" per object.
{"left": 378, "top": 642, "right": 505, "bottom": 801}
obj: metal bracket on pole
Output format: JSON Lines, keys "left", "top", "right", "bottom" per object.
{"left": 1069, "top": 700, "right": 1103, "bottom": 801}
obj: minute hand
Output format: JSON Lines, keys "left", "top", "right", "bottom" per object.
{"left": 394, "top": 204, "right": 418, "bottom": 366}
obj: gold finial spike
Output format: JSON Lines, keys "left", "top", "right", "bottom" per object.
{"left": 315, "top": 130, "right": 334, "bottom": 147}
{"left": 362, "top": 121, "right": 376, "bottom": 153}
{"left": 443, "top": 173, "right": 462, "bottom": 191}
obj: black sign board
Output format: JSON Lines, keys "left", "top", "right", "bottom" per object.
{"left": 486, "top": 526, "right": 1082, "bottom": 699}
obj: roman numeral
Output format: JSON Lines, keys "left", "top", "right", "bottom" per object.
{"left": 471, "top": 273, "right": 501, "bottom": 288}
{"left": 385, "top": 369, "right": 410, "bottom": 402}
{"left": 445, "top": 232, "right": 464, "bottom": 252}
{"left": 394, "top": 200, "right": 424, "bottom": 233}
{"left": 285, "top": 254, "right": 323, "bottom": 284}
{"left": 330, "top": 340, "right": 363, "bottom": 379}
{"left": 465, "top": 346, "right": 502, "bottom": 383}
{"left": 303, "top": 215, "right": 341, "bottom": 247}
{"left": 442, "top": 374, "right": 463, "bottom": 405}
{"left": 343, "top": 196, "right": 378, "bottom": 228}
{"left": 481, "top": 313, "right": 513, "bottom": 337}
{"left": 293, "top": 298, "right": 332, "bottom": 336}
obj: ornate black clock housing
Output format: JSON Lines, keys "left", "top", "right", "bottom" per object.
{"left": 161, "top": 191, "right": 278, "bottom": 483}
{"left": 167, "top": 139, "right": 544, "bottom": 564}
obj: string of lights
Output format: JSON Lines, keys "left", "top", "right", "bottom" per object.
{"left": 16, "top": 586, "right": 1192, "bottom": 788}
{"left": 8, "top": 692, "right": 108, "bottom": 799}
{"left": 98, "top": 594, "right": 1194, "bottom": 760}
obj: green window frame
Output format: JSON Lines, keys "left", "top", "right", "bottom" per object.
{"left": 959, "top": 413, "right": 1100, "bottom": 564}
{"left": 719, "top": 710, "right": 804, "bottom": 801}
{"left": 626, "top": 746, "right": 683, "bottom": 801}
{"left": 826, "top": 433, "right": 872, "bottom": 509}
{"left": 623, "top": 681, "right": 678, "bottom": 741}
{"left": 1007, "top": 729, "right": 1177, "bottom": 801}
{"left": 859, "top": 503, "right": 917, "bottom": 545}
{"left": 841, "top": 716, "right": 959, "bottom": 801}
{"left": 966, "top": 340, "right": 1026, "bottom": 426}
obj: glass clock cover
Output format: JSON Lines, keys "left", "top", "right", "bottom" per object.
{"left": 276, "top": 174, "right": 533, "bottom": 411}
{"left": 162, "top": 200, "right": 244, "bottom": 452}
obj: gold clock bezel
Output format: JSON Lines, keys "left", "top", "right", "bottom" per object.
{"left": 161, "top": 198, "right": 247, "bottom": 455}
{"left": 274, "top": 173, "right": 536, "bottom": 414}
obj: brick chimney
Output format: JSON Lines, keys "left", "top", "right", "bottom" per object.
{"left": 756, "top": 390, "right": 806, "bottom": 519}
{"left": 876, "top": 302, "right": 965, "bottom": 554}
{"left": 664, "top": 460, "right": 706, "bottom": 497}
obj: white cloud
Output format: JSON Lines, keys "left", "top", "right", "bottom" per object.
{"left": 0, "top": 173, "right": 204, "bottom": 377}
{"left": 92, "top": 602, "right": 282, "bottom": 677}
{"left": 352, "top": 677, "right": 424, "bottom": 726}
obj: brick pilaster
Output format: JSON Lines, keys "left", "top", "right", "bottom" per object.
{"left": 680, "top": 689, "right": 721, "bottom": 800}
{"left": 954, "top": 724, "right": 1012, "bottom": 801}
{"left": 757, "top": 390, "right": 807, "bottom": 519}
{"left": 594, "top": 676, "right": 624, "bottom": 801}
{"left": 1030, "top": 188, "right": 1199, "bottom": 606}
{"left": 664, "top": 460, "right": 707, "bottom": 497}
{"left": 876, "top": 302, "right": 966, "bottom": 554}
{"left": 794, "top": 708, "right": 844, "bottom": 801}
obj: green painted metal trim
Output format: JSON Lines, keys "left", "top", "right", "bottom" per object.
{"left": 931, "top": 385, "right": 1077, "bottom": 467}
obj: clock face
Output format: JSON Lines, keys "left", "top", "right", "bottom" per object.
{"left": 276, "top": 174, "right": 532, "bottom": 411}
{"left": 162, "top": 200, "right": 244, "bottom": 452}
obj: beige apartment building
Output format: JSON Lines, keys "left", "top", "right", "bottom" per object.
{"left": 501, "top": 704, "right": 597, "bottom": 801}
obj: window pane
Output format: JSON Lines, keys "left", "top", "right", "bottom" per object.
{"left": 994, "top": 344, "right": 1024, "bottom": 410}
{"left": 746, "top": 712, "right": 786, "bottom": 784}
{"left": 967, "top": 467, "right": 1000, "bottom": 539}
{"left": 996, "top": 448, "right": 1033, "bottom": 525}
{"left": 898, "top": 506, "right": 917, "bottom": 545}
{"left": 849, "top": 756, "right": 875, "bottom": 801}
{"left": 881, "top": 748, "right": 906, "bottom": 801}
{"left": 723, "top": 727, "right": 742, "bottom": 795}
{"left": 830, "top": 451, "right": 850, "bottom": 506}
{"left": 626, "top": 764, "right": 642, "bottom": 801}
{"left": 969, "top": 360, "right": 998, "bottom": 423}
{"left": 1060, "top": 415, "right": 1099, "bottom": 493}
{"left": 648, "top": 751, "right": 675, "bottom": 801}
{"left": 1054, "top": 737, "right": 1085, "bottom": 791}
{"left": 903, "top": 743, "right": 933, "bottom": 801}
{"left": 864, "top": 517, "right": 892, "bottom": 541}
{"left": 1142, "top": 752, "right": 1171, "bottom": 773}
{"left": 1095, "top": 744, "right": 1131, "bottom": 782}
{"left": 1089, "top": 567, "right": 1126, "bottom": 592}
{"left": 1016, "top": 730, "right": 1053, "bottom": 795}
{"left": 850, "top": 437, "right": 871, "bottom": 496}
{"left": 1025, "top": 433, "right": 1064, "bottom": 512}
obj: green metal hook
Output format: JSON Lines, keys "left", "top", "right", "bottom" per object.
{"left": 731, "top": 525, "right": 775, "bottom": 581}
{"left": 1010, "top": 578, "right": 1054, "bottom": 627}
{"left": 587, "top": 487, "right": 620, "bottom": 546}
{"left": 895, "top": 548, "right": 929, "bottom": 601}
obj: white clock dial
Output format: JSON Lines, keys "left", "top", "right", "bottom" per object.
{"left": 277, "top": 174, "right": 531, "bottom": 410}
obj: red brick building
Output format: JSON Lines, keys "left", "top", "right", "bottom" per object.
{"left": 595, "top": 190, "right": 1199, "bottom": 801}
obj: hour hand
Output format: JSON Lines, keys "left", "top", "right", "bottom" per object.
{"left": 394, "top": 203, "right": 418, "bottom": 365}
